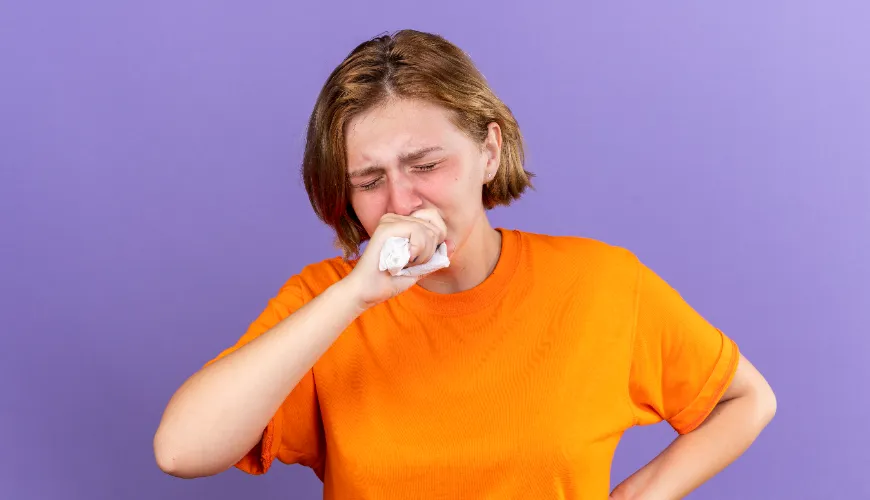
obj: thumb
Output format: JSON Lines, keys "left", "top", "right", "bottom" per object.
{"left": 388, "top": 274, "right": 421, "bottom": 297}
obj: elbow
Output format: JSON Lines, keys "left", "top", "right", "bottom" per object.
{"left": 736, "top": 354, "right": 777, "bottom": 427}
{"left": 155, "top": 450, "right": 186, "bottom": 478}
{"left": 759, "top": 384, "right": 777, "bottom": 425}
{"left": 745, "top": 376, "right": 777, "bottom": 430}
{"left": 153, "top": 428, "right": 212, "bottom": 479}
{"left": 154, "top": 430, "right": 188, "bottom": 478}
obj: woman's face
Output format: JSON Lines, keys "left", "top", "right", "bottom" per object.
{"left": 345, "top": 98, "right": 501, "bottom": 256}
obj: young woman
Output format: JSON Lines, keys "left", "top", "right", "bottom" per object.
{"left": 154, "top": 29, "right": 776, "bottom": 499}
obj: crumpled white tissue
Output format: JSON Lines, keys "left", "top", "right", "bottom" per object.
{"left": 378, "top": 236, "right": 450, "bottom": 277}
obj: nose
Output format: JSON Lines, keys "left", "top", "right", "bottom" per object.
{"left": 386, "top": 174, "right": 423, "bottom": 216}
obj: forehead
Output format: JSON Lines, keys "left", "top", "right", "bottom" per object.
{"left": 345, "top": 99, "right": 464, "bottom": 166}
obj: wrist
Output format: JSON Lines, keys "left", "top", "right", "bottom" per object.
{"left": 330, "top": 276, "right": 370, "bottom": 317}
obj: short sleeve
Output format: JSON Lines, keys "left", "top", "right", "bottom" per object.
{"left": 628, "top": 259, "right": 740, "bottom": 435}
{"left": 204, "top": 275, "right": 326, "bottom": 477}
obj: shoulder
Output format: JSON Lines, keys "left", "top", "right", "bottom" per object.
{"left": 514, "top": 229, "right": 640, "bottom": 271}
{"left": 508, "top": 229, "right": 643, "bottom": 293}
{"left": 275, "top": 255, "right": 355, "bottom": 302}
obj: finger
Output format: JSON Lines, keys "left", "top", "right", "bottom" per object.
{"left": 409, "top": 209, "right": 447, "bottom": 242}
{"left": 389, "top": 275, "right": 420, "bottom": 294}
{"left": 377, "top": 213, "right": 439, "bottom": 240}
{"left": 387, "top": 214, "right": 442, "bottom": 249}
{"left": 408, "top": 225, "right": 436, "bottom": 264}
{"left": 370, "top": 213, "right": 440, "bottom": 265}
{"left": 407, "top": 223, "right": 438, "bottom": 265}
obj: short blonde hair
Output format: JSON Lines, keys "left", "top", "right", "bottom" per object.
{"left": 301, "top": 30, "right": 534, "bottom": 258}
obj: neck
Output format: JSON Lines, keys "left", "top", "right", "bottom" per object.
{"left": 417, "top": 215, "right": 502, "bottom": 295}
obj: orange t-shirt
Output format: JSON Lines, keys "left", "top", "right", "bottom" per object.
{"left": 207, "top": 228, "right": 739, "bottom": 499}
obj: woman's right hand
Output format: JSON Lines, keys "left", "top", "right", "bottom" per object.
{"left": 342, "top": 208, "right": 447, "bottom": 311}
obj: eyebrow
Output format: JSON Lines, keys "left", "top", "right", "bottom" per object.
{"left": 348, "top": 146, "right": 444, "bottom": 179}
{"left": 398, "top": 146, "right": 443, "bottom": 163}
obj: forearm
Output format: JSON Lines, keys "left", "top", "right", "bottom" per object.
{"left": 154, "top": 280, "right": 363, "bottom": 478}
{"left": 612, "top": 391, "right": 776, "bottom": 500}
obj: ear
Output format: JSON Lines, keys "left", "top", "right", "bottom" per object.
{"left": 482, "top": 122, "right": 502, "bottom": 183}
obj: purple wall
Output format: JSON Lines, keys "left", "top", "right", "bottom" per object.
{"left": 2, "top": 2, "right": 868, "bottom": 499}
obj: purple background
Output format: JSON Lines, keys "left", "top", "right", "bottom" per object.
{"left": 2, "top": 2, "right": 868, "bottom": 499}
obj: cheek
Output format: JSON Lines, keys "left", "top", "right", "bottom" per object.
{"left": 419, "top": 168, "right": 481, "bottom": 220}
{"left": 350, "top": 193, "right": 387, "bottom": 235}
{"left": 422, "top": 162, "right": 469, "bottom": 200}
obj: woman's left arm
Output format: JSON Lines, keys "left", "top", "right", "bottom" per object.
{"left": 611, "top": 353, "right": 776, "bottom": 500}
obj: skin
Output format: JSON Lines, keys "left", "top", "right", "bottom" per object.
{"left": 154, "top": 98, "right": 776, "bottom": 499}
{"left": 344, "top": 97, "right": 504, "bottom": 299}
{"left": 151, "top": 97, "right": 500, "bottom": 477}
{"left": 609, "top": 354, "right": 776, "bottom": 499}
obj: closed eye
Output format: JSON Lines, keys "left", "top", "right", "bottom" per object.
{"left": 354, "top": 163, "right": 439, "bottom": 191}
{"left": 358, "top": 177, "right": 382, "bottom": 191}
{"left": 413, "top": 162, "right": 438, "bottom": 172}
